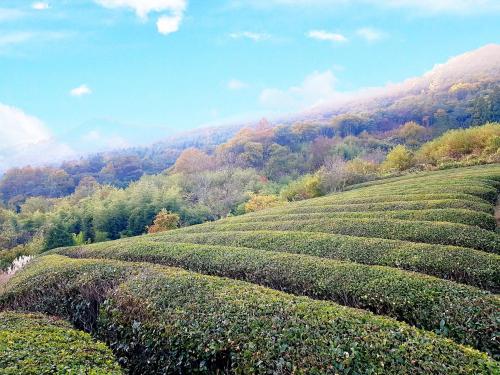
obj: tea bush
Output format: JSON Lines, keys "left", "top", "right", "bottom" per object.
{"left": 0, "top": 311, "right": 122, "bottom": 374}
{"left": 155, "top": 230, "right": 500, "bottom": 292}
{"left": 1, "top": 255, "right": 497, "bottom": 374}
{"left": 56, "top": 240, "right": 500, "bottom": 355}
{"left": 178, "top": 218, "right": 500, "bottom": 252}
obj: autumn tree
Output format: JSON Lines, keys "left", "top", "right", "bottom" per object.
{"left": 172, "top": 148, "right": 215, "bottom": 174}
{"left": 244, "top": 193, "right": 282, "bottom": 213}
{"left": 147, "top": 209, "right": 180, "bottom": 233}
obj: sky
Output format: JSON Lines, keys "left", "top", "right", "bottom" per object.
{"left": 0, "top": 0, "right": 499, "bottom": 170}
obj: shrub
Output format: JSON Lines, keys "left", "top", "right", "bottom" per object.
{"left": 1, "top": 255, "right": 497, "bottom": 374}
{"left": 179, "top": 218, "right": 500, "bottom": 253}
{"left": 154, "top": 230, "right": 500, "bottom": 292}
{"left": 417, "top": 123, "right": 500, "bottom": 165}
{"left": 56, "top": 240, "right": 500, "bottom": 355}
{"left": 0, "top": 311, "right": 122, "bottom": 374}
{"left": 382, "top": 145, "right": 415, "bottom": 172}
{"left": 281, "top": 174, "right": 323, "bottom": 201}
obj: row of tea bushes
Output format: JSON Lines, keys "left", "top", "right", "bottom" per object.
{"left": 154, "top": 230, "right": 500, "bottom": 292}
{"left": 226, "top": 208, "right": 496, "bottom": 230}
{"left": 250, "top": 199, "right": 495, "bottom": 215}
{"left": 282, "top": 192, "right": 490, "bottom": 208}
{"left": 0, "top": 255, "right": 497, "bottom": 374}
{"left": 55, "top": 239, "right": 500, "bottom": 355}
{"left": 0, "top": 311, "right": 122, "bottom": 374}
{"left": 178, "top": 218, "right": 500, "bottom": 253}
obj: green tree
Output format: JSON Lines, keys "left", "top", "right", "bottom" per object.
{"left": 44, "top": 223, "right": 74, "bottom": 250}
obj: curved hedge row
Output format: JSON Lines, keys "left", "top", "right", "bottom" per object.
{"left": 342, "top": 165, "right": 500, "bottom": 192}
{"left": 0, "top": 255, "right": 497, "bottom": 374}
{"left": 286, "top": 192, "right": 490, "bottom": 207}
{"left": 154, "top": 230, "right": 500, "bottom": 292}
{"left": 248, "top": 199, "right": 495, "bottom": 215}
{"left": 0, "top": 311, "right": 122, "bottom": 374}
{"left": 228, "top": 208, "right": 496, "bottom": 230}
{"left": 180, "top": 218, "right": 500, "bottom": 253}
{"left": 56, "top": 240, "right": 500, "bottom": 355}
{"left": 341, "top": 184, "right": 498, "bottom": 202}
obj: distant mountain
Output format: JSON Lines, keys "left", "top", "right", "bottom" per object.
{"left": 296, "top": 44, "right": 500, "bottom": 125}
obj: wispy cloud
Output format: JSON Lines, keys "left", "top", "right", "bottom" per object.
{"left": 95, "top": 0, "right": 187, "bottom": 35}
{"left": 232, "top": 0, "right": 500, "bottom": 14}
{"left": 0, "top": 31, "right": 68, "bottom": 50}
{"left": 229, "top": 31, "right": 271, "bottom": 42}
{"left": 0, "top": 103, "right": 75, "bottom": 171}
{"left": 260, "top": 70, "right": 340, "bottom": 112}
{"left": 227, "top": 79, "right": 249, "bottom": 90}
{"left": 70, "top": 84, "right": 92, "bottom": 97}
{"left": 0, "top": 8, "right": 25, "bottom": 22}
{"left": 356, "top": 27, "right": 386, "bottom": 42}
{"left": 32, "top": 2, "right": 50, "bottom": 10}
{"left": 308, "top": 30, "right": 347, "bottom": 43}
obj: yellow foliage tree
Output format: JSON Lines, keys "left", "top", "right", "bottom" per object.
{"left": 147, "top": 209, "right": 180, "bottom": 234}
{"left": 244, "top": 193, "right": 282, "bottom": 213}
{"left": 382, "top": 145, "right": 414, "bottom": 172}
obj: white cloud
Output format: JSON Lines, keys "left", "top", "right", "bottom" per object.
{"left": 156, "top": 13, "right": 182, "bottom": 35}
{"left": 32, "top": 2, "right": 50, "bottom": 10}
{"left": 95, "top": 0, "right": 187, "bottom": 35}
{"left": 229, "top": 31, "right": 271, "bottom": 42}
{"left": 0, "top": 103, "right": 75, "bottom": 171}
{"left": 260, "top": 70, "right": 340, "bottom": 111}
{"left": 356, "top": 27, "right": 386, "bottom": 41}
{"left": 70, "top": 84, "right": 92, "bottom": 97}
{"left": 308, "top": 30, "right": 347, "bottom": 43}
{"left": 227, "top": 79, "right": 249, "bottom": 90}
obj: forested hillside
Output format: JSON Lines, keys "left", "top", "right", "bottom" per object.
{"left": 1, "top": 45, "right": 499, "bottom": 205}
{"left": 0, "top": 123, "right": 499, "bottom": 268}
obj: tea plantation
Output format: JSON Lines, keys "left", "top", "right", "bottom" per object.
{"left": 1, "top": 164, "right": 500, "bottom": 374}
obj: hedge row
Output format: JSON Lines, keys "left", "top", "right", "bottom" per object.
{"left": 154, "top": 230, "right": 500, "bottom": 292}
{"left": 228, "top": 208, "right": 496, "bottom": 230}
{"left": 180, "top": 218, "right": 500, "bottom": 253}
{"left": 1, "top": 255, "right": 497, "bottom": 374}
{"left": 247, "top": 199, "right": 495, "bottom": 216}
{"left": 287, "top": 192, "right": 490, "bottom": 208}
{"left": 56, "top": 240, "right": 500, "bottom": 355}
{"left": 345, "top": 165, "right": 500, "bottom": 190}
{"left": 0, "top": 311, "right": 122, "bottom": 374}
{"left": 341, "top": 185, "right": 498, "bottom": 202}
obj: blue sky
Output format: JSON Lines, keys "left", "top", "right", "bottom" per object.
{"left": 0, "top": 0, "right": 499, "bottom": 170}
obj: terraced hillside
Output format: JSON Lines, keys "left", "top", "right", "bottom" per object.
{"left": 1, "top": 164, "right": 499, "bottom": 374}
